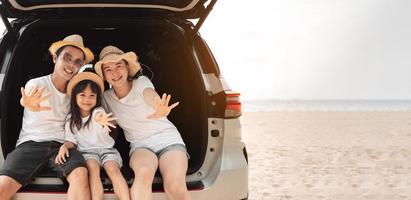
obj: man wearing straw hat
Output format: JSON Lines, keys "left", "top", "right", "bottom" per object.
{"left": 0, "top": 34, "right": 94, "bottom": 200}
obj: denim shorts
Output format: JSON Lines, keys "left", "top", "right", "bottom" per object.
{"left": 0, "top": 141, "right": 86, "bottom": 186}
{"left": 129, "top": 131, "right": 190, "bottom": 159}
{"left": 81, "top": 147, "right": 123, "bottom": 168}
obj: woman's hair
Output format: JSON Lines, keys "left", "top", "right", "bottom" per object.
{"left": 69, "top": 80, "right": 102, "bottom": 133}
{"left": 123, "top": 59, "right": 143, "bottom": 81}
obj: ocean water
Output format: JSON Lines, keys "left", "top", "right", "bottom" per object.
{"left": 243, "top": 100, "right": 411, "bottom": 112}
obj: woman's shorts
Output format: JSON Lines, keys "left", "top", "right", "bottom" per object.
{"left": 129, "top": 131, "right": 190, "bottom": 159}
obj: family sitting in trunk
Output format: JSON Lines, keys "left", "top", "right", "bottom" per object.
{"left": 0, "top": 34, "right": 191, "bottom": 200}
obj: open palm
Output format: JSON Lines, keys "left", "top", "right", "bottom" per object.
{"left": 20, "top": 85, "right": 52, "bottom": 111}
{"left": 95, "top": 112, "right": 117, "bottom": 132}
{"left": 147, "top": 93, "right": 179, "bottom": 119}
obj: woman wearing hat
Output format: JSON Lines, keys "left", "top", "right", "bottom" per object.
{"left": 0, "top": 34, "right": 93, "bottom": 200}
{"left": 95, "top": 45, "right": 191, "bottom": 200}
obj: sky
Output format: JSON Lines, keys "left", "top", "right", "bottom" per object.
{"left": 2, "top": 0, "right": 411, "bottom": 101}
{"left": 201, "top": 0, "right": 411, "bottom": 100}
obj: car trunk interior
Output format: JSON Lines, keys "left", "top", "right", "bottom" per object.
{"left": 1, "top": 18, "right": 208, "bottom": 191}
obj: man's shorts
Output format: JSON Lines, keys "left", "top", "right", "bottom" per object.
{"left": 81, "top": 147, "right": 123, "bottom": 167}
{"left": 0, "top": 141, "right": 86, "bottom": 186}
{"left": 129, "top": 131, "right": 190, "bottom": 159}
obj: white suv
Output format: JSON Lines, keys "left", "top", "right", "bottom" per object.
{"left": 0, "top": 0, "right": 248, "bottom": 199}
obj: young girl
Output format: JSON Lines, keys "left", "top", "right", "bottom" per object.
{"left": 55, "top": 71, "right": 130, "bottom": 200}
{"left": 94, "top": 45, "right": 191, "bottom": 200}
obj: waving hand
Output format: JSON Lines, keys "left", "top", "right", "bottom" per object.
{"left": 95, "top": 112, "right": 117, "bottom": 132}
{"left": 20, "top": 85, "right": 52, "bottom": 111}
{"left": 147, "top": 93, "right": 179, "bottom": 119}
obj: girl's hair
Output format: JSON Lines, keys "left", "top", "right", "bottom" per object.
{"left": 69, "top": 80, "right": 102, "bottom": 133}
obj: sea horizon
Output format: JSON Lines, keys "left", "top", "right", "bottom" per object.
{"left": 242, "top": 100, "right": 411, "bottom": 112}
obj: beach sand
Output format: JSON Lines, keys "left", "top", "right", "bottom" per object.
{"left": 241, "top": 112, "right": 411, "bottom": 200}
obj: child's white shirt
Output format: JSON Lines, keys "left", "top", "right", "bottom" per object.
{"left": 64, "top": 107, "right": 115, "bottom": 151}
{"left": 102, "top": 76, "right": 179, "bottom": 143}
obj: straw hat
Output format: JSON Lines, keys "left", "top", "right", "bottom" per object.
{"left": 94, "top": 45, "right": 141, "bottom": 79}
{"left": 49, "top": 34, "right": 94, "bottom": 64}
{"left": 67, "top": 72, "right": 104, "bottom": 97}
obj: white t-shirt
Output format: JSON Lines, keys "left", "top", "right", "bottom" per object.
{"left": 102, "top": 76, "right": 179, "bottom": 143}
{"left": 17, "top": 75, "right": 69, "bottom": 146}
{"left": 64, "top": 107, "right": 115, "bottom": 151}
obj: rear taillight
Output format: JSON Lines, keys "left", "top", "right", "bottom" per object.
{"left": 225, "top": 91, "right": 242, "bottom": 118}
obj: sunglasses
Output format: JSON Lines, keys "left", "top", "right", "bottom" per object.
{"left": 62, "top": 52, "right": 85, "bottom": 68}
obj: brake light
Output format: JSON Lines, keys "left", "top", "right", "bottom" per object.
{"left": 225, "top": 91, "right": 242, "bottom": 118}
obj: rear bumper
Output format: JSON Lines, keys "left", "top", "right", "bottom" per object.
{"left": 14, "top": 163, "right": 247, "bottom": 200}
{"left": 14, "top": 145, "right": 248, "bottom": 200}
{"left": 13, "top": 119, "right": 249, "bottom": 200}
{"left": 190, "top": 148, "right": 249, "bottom": 200}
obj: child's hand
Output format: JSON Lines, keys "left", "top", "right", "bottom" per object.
{"left": 20, "top": 85, "right": 52, "bottom": 112}
{"left": 147, "top": 93, "right": 179, "bottom": 119}
{"left": 95, "top": 112, "right": 117, "bottom": 132}
{"left": 55, "top": 145, "right": 70, "bottom": 165}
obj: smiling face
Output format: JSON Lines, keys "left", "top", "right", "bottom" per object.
{"left": 102, "top": 59, "right": 130, "bottom": 88}
{"left": 76, "top": 84, "right": 97, "bottom": 117}
{"left": 53, "top": 46, "right": 85, "bottom": 81}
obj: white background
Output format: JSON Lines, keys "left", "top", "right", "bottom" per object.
{"left": 201, "top": 0, "right": 411, "bottom": 100}
{"left": 2, "top": 0, "right": 411, "bottom": 101}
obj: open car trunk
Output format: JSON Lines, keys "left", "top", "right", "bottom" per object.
{"left": 1, "top": 18, "right": 208, "bottom": 191}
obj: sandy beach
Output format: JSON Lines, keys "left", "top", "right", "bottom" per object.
{"left": 241, "top": 111, "right": 411, "bottom": 200}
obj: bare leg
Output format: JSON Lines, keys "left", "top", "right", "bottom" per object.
{"left": 0, "top": 175, "right": 22, "bottom": 200}
{"left": 86, "top": 160, "right": 103, "bottom": 200}
{"left": 129, "top": 149, "right": 158, "bottom": 200}
{"left": 104, "top": 161, "right": 130, "bottom": 200}
{"left": 159, "top": 150, "right": 191, "bottom": 200}
{"left": 66, "top": 166, "right": 90, "bottom": 200}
